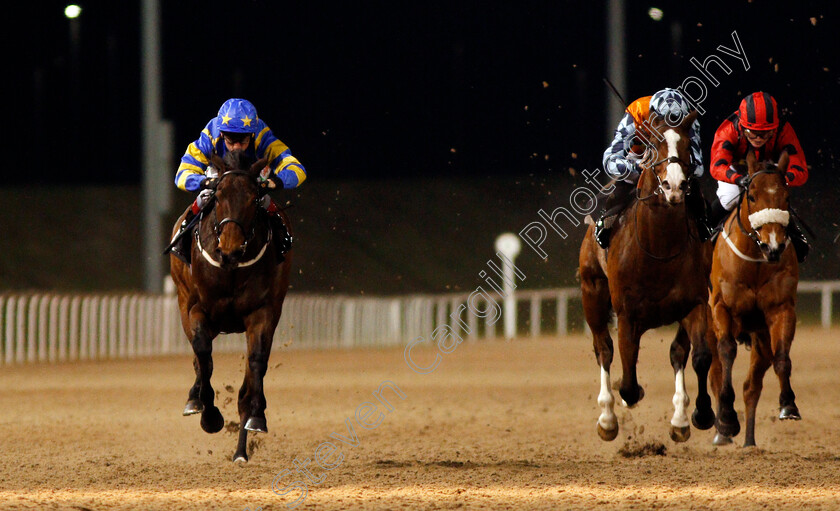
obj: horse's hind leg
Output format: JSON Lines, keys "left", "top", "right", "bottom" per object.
{"left": 234, "top": 309, "right": 277, "bottom": 462}
{"left": 617, "top": 315, "right": 644, "bottom": 408}
{"left": 682, "top": 304, "right": 715, "bottom": 431}
{"left": 183, "top": 357, "right": 204, "bottom": 415}
{"left": 580, "top": 257, "right": 617, "bottom": 440}
{"left": 743, "top": 331, "right": 772, "bottom": 447}
{"left": 668, "top": 325, "right": 692, "bottom": 442}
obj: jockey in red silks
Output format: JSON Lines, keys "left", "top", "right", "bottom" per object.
{"left": 707, "top": 91, "right": 809, "bottom": 262}
{"left": 594, "top": 88, "right": 713, "bottom": 249}
{"left": 169, "top": 98, "right": 306, "bottom": 264}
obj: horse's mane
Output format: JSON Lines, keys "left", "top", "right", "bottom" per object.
{"left": 223, "top": 149, "right": 255, "bottom": 171}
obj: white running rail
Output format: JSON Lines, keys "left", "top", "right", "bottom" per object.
{"left": 1, "top": 281, "right": 837, "bottom": 365}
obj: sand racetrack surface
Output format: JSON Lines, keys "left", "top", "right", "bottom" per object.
{"left": 0, "top": 326, "right": 839, "bottom": 510}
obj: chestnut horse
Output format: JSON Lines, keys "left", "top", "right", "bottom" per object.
{"left": 170, "top": 150, "right": 292, "bottom": 462}
{"left": 709, "top": 150, "right": 799, "bottom": 447}
{"left": 579, "top": 110, "right": 716, "bottom": 443}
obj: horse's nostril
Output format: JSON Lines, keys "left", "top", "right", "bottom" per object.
{"left": 662, "top": 181, "right": 671, "bottom": 190}
{"left": 679, "top": 181, "right": 688, "bottom": 191}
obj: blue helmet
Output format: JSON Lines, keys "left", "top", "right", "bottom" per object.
{"left": 217, "top": 98, "right": 260, "bottom": 134}
{"left": 650, "top": 88, "right": 692, "bottom": 125}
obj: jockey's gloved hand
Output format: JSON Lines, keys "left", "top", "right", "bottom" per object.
{"left": 735, "top": 175, "right": 750, "bottom": 188}
{"left": 200, "top": 177, "right": 219, "bottom": 190}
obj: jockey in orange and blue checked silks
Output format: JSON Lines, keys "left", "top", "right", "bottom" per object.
{"left": 707, "top": 91, "right": 809, "bottom": 262}
{"left": 594, "top": 88, "right": 713, "bottom": 249}
{"left": 169, "top": 98, "right": 305, "bottom": 264}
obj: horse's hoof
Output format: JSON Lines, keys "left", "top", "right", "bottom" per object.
{"left": 183, "top": 399, "right": 204, "bottom": 416}
{"left": 716, "top": 412, "right": 740, "bottom": 438}
{"left": 245, "top": 417, "right": 268, "bottom": 433}
{"left": 743, "top": 439, "right": 757, "bottom": 448}
{"left": 597, "top": 422, "right": 619, "bottom": 441}
{"left": 713, "top": 433, "right": 733, "bottom": 446}
{"left": 670, "top": 425, "right": 691, "bottom": 443}
{"left": 779, "top": 406, "right": 801, "bottom": 421}
{"left": 692, "top": 407, "right": 716, "bottom": 431}
{"left": 200, "top": 406, "right": 225, "bottom": 433}
{"left": 233, "top": 453, "right": 248, "bottom": 463}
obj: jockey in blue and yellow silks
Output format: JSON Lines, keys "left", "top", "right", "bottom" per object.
{"left": 169, "top": 98, "right": 305, "bottom": 264}
{"left": 594, "top": 88, "right": 713, "bottom": 249}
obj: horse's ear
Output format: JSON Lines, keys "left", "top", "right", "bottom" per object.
{"left": 746, "top": 148, "right": 758, "bottom": 175}
{"left": 680, "top": 110, "right": 698, "bottom": 130}
{"left": 250, "top": 157, "right": 268, "bottom": 178}
{"left": 777, "top": 151, "right": 790, "bottom": 173}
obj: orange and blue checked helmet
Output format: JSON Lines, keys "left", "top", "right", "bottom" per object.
{"left": 739, "top": 91, "right": 779, "bottom": 131}
{"left": 217, "top": 98, "right": 260, "bottom": 134}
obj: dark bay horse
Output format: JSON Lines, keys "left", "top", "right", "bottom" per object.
{"left": 579, "top": 110, "right": 716, "bottom": 443}
{"left": 170, "top": 150, "right": 292, "bottom": 462}
{"left": 709, "top": 150, "right": 799, "bottom": 447}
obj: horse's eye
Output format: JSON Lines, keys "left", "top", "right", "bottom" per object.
{"left": 748, "top": 195, "right": 756, "bottom": 203}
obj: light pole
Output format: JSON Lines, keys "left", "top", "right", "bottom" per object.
{"left": 65, "top": 5, "right": 82, "bottom": 159}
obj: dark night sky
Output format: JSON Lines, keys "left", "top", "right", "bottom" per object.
{"left": 14, "top": 1, "right": 840, "bottom": 188}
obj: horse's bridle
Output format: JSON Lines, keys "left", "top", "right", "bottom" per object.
{"left": 208, "top": 170, "right": 263, "bottom": 251}
{"left": 729, "top": 168, "right": 786, "bottom": 249}
{"left": 636, "top": 155, "right": 692, "bottom": 202}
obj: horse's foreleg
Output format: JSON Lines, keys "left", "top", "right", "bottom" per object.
{"left": 617, "top": 315, "right": 644, "bottom": 408}
{"left": 711, "top": 301, "right": 740, "bottom": 440}
{"left": 581, "top": 271, "right": 617, "bottom": 441}
{"left": 667, "top": 325, "right": 692, "bottom": 442}
{"left": 767, "top": 306, "right": 800, "bottom": 421}
{"left": 189, "top": 312, "right": 223, "bottom": 434}
{"left": 743, "top": 332, "right": 772, "bottom": 447}
{"left": 682, "top": 304, "right": 715, "bottom": 431}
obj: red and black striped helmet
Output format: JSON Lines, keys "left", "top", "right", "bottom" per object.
{"left": 739, "top": 92, "right": 779, "bottom": 131}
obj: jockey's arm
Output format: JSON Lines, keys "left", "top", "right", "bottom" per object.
{"left": 688, "top": 119, "right": 704, "bottom": 177}
{"left": 255, "top": 125, "right": 307, "bottom": 189}
{"left": 777, "top": 123, "right": 808, "bottom": 187}
{"left": 175, "top": 125, "right": 214, "bottom": 192}
{"left": 710, "top": 120, "right": 742, "bottom": 184}
{"left": 603, "top": 112, "right": 642, "bottom": 183}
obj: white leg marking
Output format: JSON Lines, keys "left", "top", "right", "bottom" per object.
{"left": 671, "top": 368, "right": 690, "bottom": 428}
{"left": 598, "top": 366, "right": 617, "bottom": 431}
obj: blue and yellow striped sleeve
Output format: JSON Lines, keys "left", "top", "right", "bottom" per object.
{"left": 175, "top": 123, "right": 215, "bottom": 192}
{"left": 255, "top": 123, "right": 306, "bottom": 189}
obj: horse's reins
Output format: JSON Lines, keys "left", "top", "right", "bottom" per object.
{"left": 196, "top": 170, "right": 273, "bottom": 269}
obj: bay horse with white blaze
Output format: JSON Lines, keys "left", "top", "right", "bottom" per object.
{"left": 170, "top": 149, "right": 292, "bottom": 462}
{"left": 709, "top": 150, "right": 800, "bottom": 447}
{"left": 579, "top": 110, "right": 716, "bottom": 443}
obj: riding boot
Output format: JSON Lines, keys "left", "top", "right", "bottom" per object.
{"left": 594, "top": 180, "right": 635, "bottom": 249}
{"left": 787, "top": 220, "right": 809, "bottom": 263}
{"left": 686, "top": 178, "right": 714, "bottom": 242}
{"left": 169, "top": 209, "right": 196, "bottom": 265}
{"left": 707, "top": 197, "right": 730, "bottom": 231}
{"left": 265, "top": 200, "right": 292, "bottom": 263}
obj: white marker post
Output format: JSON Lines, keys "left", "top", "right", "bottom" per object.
{"left": 495, "top": 233, "right": 522, "bottom": 340}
